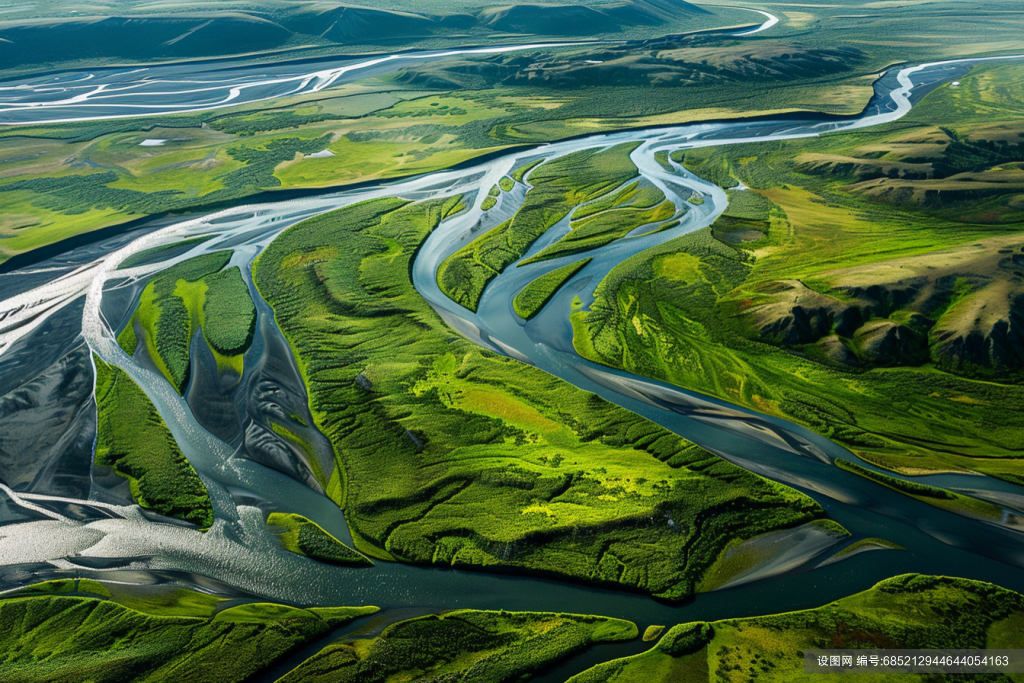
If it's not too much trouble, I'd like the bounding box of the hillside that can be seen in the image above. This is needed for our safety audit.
[0,0,711,74]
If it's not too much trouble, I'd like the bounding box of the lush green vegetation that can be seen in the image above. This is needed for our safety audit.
[0,585,376,683]
[253,195,825,600]
[513,257,592,320]
[202,266,258,356]
[268,512,373,567]
[280,609,637,683]
[93,356,214,528]
[118,251,256,391]
[568,574,1024,683]
[572,62,1024,484]
[438,143,640,311]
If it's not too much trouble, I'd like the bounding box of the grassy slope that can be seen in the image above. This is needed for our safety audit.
[438,142,639,311]
[572,62,1024,483]
[0,583,376,683]
[93,356,214,528]
[280,610,637,683]
[568,574,1024,683]
[119,251,256,392]
[513,257,592,319]
[252,195,825,601]
[267,512,373,568]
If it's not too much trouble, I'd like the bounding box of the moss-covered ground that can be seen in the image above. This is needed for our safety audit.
[513,257,592,320]
[268,512,373,567]
[253,194,825,601]
[117,250,256,393]
[4,2,1023,265]
[94,356,214,528]
[568,574,1024,683]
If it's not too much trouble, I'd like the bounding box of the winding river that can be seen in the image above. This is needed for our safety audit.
[2,44,1024,682]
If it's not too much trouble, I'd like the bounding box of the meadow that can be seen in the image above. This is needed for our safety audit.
[253,194,827,600]
[93,356,213,528]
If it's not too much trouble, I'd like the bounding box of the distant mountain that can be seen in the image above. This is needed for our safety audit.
[0,1,711,74]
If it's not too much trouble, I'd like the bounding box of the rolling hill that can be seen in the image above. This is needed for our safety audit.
[0,0,712,74]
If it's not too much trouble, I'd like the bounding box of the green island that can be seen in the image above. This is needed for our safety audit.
[94,356,214,528]
[568,574,1024,683]
[571,61,1024,484]
[253,194,826,601]
[267,512,373,567]
[117,250,257,391]
[513,257,592,320]
[280,610,637,683]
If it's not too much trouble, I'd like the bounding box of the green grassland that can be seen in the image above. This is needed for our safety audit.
[267,512,373,568]
[280,610,637,683]
[253,194,827,601]
[572,61,1024,483]
[118,251,256,392]
[93,356,214,528]
[514,257,593,320]
[568,574,1024,683]
[0,583,377,683]
[438,143,639,311]
[9,0,1024,265]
